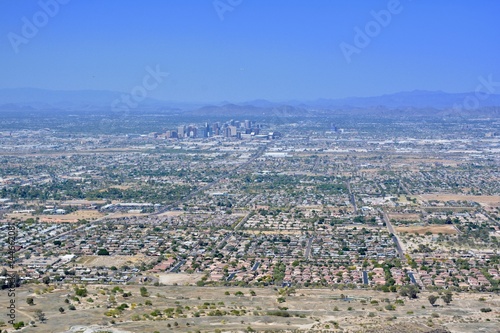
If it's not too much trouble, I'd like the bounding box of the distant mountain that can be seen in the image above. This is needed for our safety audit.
[239,99,280,108]
[0,88,499,113]
[300,90,500,109]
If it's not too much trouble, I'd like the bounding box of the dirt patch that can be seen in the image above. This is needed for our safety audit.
[420,194,500,207]
[102,212,149,219]
[43,210,105,222]
[76,255,154,267]
[395,225,458,235]
[6,210,106,223]
[389,213,421,221]
[158,273,204,285]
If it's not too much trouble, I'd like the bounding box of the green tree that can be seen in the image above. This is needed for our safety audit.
[442,292,452,305]
[97,248,109,255]
[75,287,88,297]
[399,285,419,299]
[140,287,149,297]
[428,295,438,306]
[13,322,25,329]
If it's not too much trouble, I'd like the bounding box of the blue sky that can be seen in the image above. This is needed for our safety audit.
[1,0,499,102]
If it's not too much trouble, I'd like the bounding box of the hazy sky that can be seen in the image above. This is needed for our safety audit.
[1,0,499,102]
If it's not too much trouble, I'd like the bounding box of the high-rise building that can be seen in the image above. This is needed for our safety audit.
[212,122,220,135]
[187,125,197,138]
[205,122,211,137]
[177,125,185,138]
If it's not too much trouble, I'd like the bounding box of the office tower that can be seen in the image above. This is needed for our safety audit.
[177,125,185,138]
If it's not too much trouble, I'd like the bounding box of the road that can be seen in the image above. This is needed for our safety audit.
[210,211,253,257]
[251,261,260,271]
[346,180,357,214]
[482,210,500,227]
[311,156,320,172]
[304,237,314,260]
[362,271,369,285]
[408,272,417,285]
[234,212,252,231]
[398,180,412,196]
[380,210,405,260]
[169,259,186,273]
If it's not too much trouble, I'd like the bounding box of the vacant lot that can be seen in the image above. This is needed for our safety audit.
[395,225,458,235]
[42,210,106,223]
[75,255,154,268]
[158,273,204,285]
[6,210,105,223]
[388,213,421,221]
[420,194,500,207]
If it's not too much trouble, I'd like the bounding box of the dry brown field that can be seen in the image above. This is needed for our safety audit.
[42,210,106,223]
[395,225,458,235]
[420,194,500,207]
[5,210,105,223]
[75,255,155,268]
[158,273,204,285]
[388,213,421,221]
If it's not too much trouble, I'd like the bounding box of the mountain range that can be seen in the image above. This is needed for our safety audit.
[0,88,499,115]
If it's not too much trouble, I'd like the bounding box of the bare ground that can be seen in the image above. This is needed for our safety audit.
[2,285,498,333]
[395,225,458,235]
